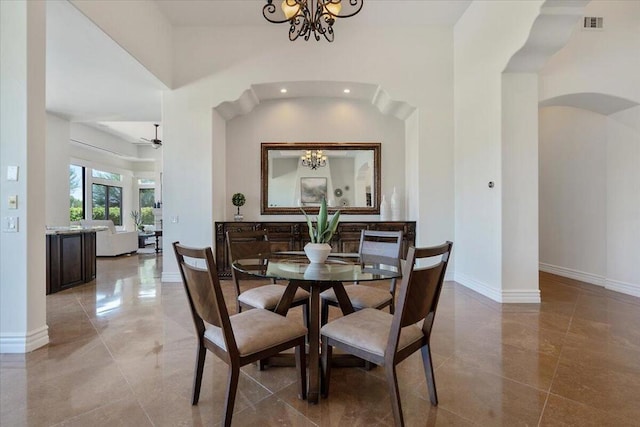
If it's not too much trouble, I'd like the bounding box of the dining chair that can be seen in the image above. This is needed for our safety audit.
[320,241,453,427]
[320,229,403,325]
[226,229,310,318]
[173,242,307,427]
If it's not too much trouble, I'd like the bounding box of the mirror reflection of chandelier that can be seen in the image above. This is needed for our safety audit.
[262,0,364,42]
[301,150,327,170]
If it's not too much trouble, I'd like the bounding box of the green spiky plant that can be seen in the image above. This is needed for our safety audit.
[301,198,340,244]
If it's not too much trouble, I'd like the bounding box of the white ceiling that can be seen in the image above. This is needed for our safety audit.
[51,0,632,146]
[155,0,473,27]
[45,0,472,144]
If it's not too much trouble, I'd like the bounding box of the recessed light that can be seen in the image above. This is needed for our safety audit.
[280,88,287,94]
[343,89,351,94]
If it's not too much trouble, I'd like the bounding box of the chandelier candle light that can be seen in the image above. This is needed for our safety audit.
[263,0,364,42]
[301,149,327,170]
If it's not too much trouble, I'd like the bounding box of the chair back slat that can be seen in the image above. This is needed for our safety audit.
[399,263,445,327]
[359,230,403,259]
[388,242,453,352]
[173,242,236,350]
[180,263,223,327]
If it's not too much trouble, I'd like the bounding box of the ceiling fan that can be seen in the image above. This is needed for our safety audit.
[137,123,162,149]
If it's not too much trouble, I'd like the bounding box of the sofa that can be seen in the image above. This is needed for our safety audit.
[80,219,138,256]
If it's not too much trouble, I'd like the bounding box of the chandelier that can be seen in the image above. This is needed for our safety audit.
[301,150,327,169]
[263,0,364,42]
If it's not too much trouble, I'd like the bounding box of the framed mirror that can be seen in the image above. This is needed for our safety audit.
[261,142,381,215]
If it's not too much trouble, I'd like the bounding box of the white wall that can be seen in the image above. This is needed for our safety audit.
[46,113,71,226]
[607,108,640,293]
[501,73,540,302]
[0,0,48,353]
[454,0,543,301]
[540,0,640,104]
[539,107,607,278]
[156,24,455,281]
[225,97,405,221]
[539,105,639,296]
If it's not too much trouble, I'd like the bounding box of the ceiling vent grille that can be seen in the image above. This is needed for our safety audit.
[583,17,603,30]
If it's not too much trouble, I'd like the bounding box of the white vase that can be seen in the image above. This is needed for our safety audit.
[304,242,332,264]
[380,194,390,221]
[390,187,401,221]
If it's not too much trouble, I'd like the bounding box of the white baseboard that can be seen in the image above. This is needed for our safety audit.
[455,273,540,303]
[161,271,182,283]
[455,273,502,302]
[606,279,640,298]
[500,290,541,303]
[0,325,49,354]
[539,263,606,286]
[539,263,640,298]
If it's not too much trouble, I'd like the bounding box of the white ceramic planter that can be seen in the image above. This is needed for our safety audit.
[304,242,332,264]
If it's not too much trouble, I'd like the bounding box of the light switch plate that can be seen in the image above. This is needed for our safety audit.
[8,195,17,209]
[7,166,18,181]
[3,216,18,232]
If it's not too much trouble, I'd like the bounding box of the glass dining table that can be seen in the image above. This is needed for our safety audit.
[232,252,402,403]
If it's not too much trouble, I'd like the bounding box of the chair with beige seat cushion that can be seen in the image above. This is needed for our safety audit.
[321,242,453,427]
[226,230,309,317]
[173,242,307,427]
[321,230,403,324]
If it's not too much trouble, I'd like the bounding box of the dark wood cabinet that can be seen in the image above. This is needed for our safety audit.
[46,231,97,294]
[214,221,416,279]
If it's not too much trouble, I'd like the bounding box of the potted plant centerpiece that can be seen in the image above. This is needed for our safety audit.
[301,198,340,264]
[232,193,246,221]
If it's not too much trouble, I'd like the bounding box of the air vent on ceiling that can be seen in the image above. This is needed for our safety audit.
[583,17,603,30]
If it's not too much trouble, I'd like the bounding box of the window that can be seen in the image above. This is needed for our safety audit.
[92,169,121,181]
[138,178,154,185]
[69,164,85,221]
[139,188,155,225]
[92,184,123,225]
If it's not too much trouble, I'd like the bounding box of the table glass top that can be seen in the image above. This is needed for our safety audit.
[232,253,402,283]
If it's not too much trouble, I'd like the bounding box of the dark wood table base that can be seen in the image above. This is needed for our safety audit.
[274,280,355,404]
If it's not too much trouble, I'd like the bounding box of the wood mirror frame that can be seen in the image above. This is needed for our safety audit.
[261,142,381,215]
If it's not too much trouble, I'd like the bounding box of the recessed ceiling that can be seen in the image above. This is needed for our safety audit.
[45,0,471,144]
[215,81,416,121]
[539,92,639,115]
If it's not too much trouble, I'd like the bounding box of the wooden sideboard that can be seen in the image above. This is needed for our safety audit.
[214,221,416,279]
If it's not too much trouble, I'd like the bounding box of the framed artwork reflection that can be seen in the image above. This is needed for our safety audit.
[300,177,327,205]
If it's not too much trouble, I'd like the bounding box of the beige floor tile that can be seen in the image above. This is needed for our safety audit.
[539,394,638,427]
[2,252,639,426]
[53,398,152,427]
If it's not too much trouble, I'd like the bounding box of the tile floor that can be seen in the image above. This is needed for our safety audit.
[1,252,640,426]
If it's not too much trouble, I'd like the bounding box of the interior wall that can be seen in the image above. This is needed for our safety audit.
[539,106,607,278]
[606,107,640,293]
[539,105,639,296]
[0,0,48,353]
[225,97,405,221]
[46,113,71,226]
[539,0,640,104]
[454,0,543,300]
[158,24,455,281]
